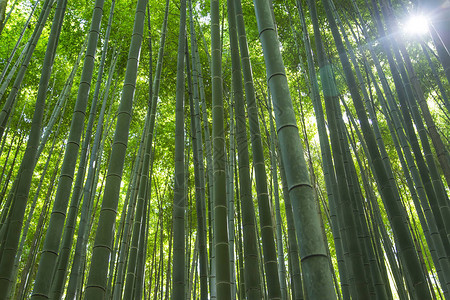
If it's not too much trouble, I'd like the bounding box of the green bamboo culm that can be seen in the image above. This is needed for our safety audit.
[421,0,450,84]
[36,36,87,159]
[278,150,304,300]
[233,0,282,297]
[6,37,84,297]
[83,0,149,296]
[420,41,450,113]
[50,2,115,299]
[0,0,8,33]
[226,88,237,299]
[0,0,67,296]
[188,1,208,298]
[172,0,187,297]
[264,95,288,300]
[122,4,169,299]
[66,54,117,300]
[188,40,209,300]
[251,0,337,298]
[112,126,146,300]
[9,101,66,299]
[211,0,231,296]
[112,0,169,296]
[349,5,450,294]
[228,0,262,298]
[29,0,105,297]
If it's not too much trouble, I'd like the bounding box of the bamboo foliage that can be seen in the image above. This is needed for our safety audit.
[0,0,54,139]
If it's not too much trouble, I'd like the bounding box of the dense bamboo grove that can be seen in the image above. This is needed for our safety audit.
[0,0,449,298]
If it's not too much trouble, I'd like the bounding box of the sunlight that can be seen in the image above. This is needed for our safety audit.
[403,14,429,36]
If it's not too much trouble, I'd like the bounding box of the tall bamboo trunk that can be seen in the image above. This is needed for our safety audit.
[252,0,337,298]
[211,0,231,297]
[30,0,105,297]
[172,0,187,296]
[83,0,148,296]
[229,0,262,298]
[188,2,209,298]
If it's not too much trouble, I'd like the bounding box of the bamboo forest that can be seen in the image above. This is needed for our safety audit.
[1,0,450,298]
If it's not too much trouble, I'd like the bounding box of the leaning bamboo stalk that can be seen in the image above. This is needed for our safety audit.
[354,1,450,286]
[10,103,65,298]
[252,0,337,297]
[112,145,144,300]
[29,0,106,297]
[14,141,63,299]
[265,95,289,300]
[0,0,68,296]
[420,42,450,113]
[229,0,264,298]
[83,0,148,296]
[36,36,87,158]
[51,5,115,298]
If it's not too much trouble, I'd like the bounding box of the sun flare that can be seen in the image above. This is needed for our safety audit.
[403,14,430,36]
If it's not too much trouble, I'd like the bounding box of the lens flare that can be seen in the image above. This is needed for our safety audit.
[403,14,429,36]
